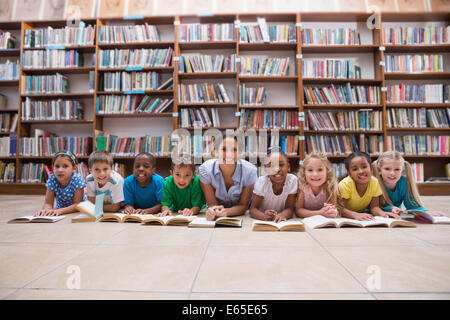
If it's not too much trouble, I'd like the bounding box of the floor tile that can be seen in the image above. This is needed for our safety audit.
[190,293,375,300]
[374,293,450,300]
[193,246,366,293]
[0,288,18,299]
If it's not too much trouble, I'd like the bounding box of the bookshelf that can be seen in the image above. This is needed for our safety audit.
[0,11,448,195]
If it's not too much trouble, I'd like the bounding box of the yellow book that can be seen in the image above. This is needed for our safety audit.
[141,214,196,226]
[188,216,243,228]
[73,200,97,222]
[252,220,305,232]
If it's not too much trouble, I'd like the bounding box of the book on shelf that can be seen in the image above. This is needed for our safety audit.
[303,83,381,105]
[239,84,268,106]
[178,23,235,42]
[178,83,231,103]
[99,23,160,43]
[98,134,172,156]
[385,54,443,73]
[22,73,69,94]
[1,112,18,132]
[410,163,424,183]
[387,108,450,128]
[0,30,17,49]
[0,134,17,157]
[306,110,382,131]
[302,215,416,229]
[99,48,173,68]
[7,215,65,224]
[22,50,84,69]
[252,220,305,231]
[424,177,450,183]
[239,109,299,130]
[20,133,93,157]
[102,71,161,91]
[301,28,361,45]
[239,20,296,43]
[157,77,173,90]
[386,84,448,104]
[180,107,221,128]
[306,134,383,155]
[141,214,196,226]
[0,60,19,80]
[22,98,84,121]
[188,216,243,228]
[382,25,450,45]
[387,135,449,156]
[239,56,290,76]
[23,23,95,47]
[0,161,15,183]
[302,59,361,79]
[179,54,236,73]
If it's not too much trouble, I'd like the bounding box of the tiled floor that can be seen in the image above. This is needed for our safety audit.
[1,195,449,300]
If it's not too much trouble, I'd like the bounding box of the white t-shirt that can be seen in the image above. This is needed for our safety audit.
[253,173,298,213]
[86,170,125,205]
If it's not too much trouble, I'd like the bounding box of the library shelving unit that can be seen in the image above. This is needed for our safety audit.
[0,11,448,195]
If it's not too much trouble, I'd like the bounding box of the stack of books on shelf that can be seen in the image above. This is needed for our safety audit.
[178,23,235,42]
[0,30,17,49]
[21,98,84,121]
[0,60,19,80]
[101,71,161,91]
[386,84,449,103]
[387,136,449,155]
[24,22,95,47]
[20,130,92,157]
[0,161,15,183]
[306,134,383,155]
[179,54,236,73]
[301,28,361,45]
[178,83,231,103]
[0,112,18,132]
[21,73,69,94]
[19,163,48,183]
[179,108,220,128]
[387,108,450,128]
[239,19,296,43]
[303,84,381,105]
[22,50,84,69]
[302,59,361,79]
[239,57,290,76]
[98,24,160,43]
[410,163,424,183]
[239,109,299,130]
[305,110,382,131]
[239,84,267,106]
[96,135,172,156]
[99,48,173,68]
[0,134,17,156]
[385,54,444,73]
[382,25,450,45]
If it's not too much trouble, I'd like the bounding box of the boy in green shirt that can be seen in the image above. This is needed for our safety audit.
[157,156,206,216]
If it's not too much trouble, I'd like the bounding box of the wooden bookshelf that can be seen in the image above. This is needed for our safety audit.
[0,12,448,195]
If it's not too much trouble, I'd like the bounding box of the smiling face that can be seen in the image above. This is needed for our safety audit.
[133,154,154,187]
[171,164,194,189]
[218,137,238,165]
[348,156,372,185]
[91,161,112,188]
[380,159,403,189]
[304,158,327,188]
[264,152,289,185]
[53,156,76,186]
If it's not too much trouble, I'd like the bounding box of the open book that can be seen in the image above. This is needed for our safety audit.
[252,220,305,231]
[141,214,196,226]
[99,213,148,223]
[188,217,243,228]
[407,210,450,224]
[73,195,105,222]
[302,215,416,229]
[7,216,65,224]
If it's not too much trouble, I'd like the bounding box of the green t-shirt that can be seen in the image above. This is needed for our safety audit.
[161,174,206,212]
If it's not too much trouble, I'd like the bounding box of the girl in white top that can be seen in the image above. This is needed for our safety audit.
[250,150,298,223]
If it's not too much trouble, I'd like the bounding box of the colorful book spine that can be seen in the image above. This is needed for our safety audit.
[102,71,161,91]
[387,135,450,155]
[302,59,360,79]
[0,161,15,183]
[23,24,95,47]
[385,54,443,72]
[306,134,383,155]
[99,24,160,43]
[22,73,69,94]
[178,23,235,42]
[100,135,172,156]
[382,25,450,45]
[386,84,447,103]
[303,84,380,104]
[0,60,19,80]
[22,50,84,69]
[21,98,84,121]
[99,48,173,68]
[306,110,382,131]
[20,136,93,156]
[178,83,231,103]
[179,54,235,73]
[239,57,290,76]
[239,109,299,130]
[239,84,268,106]
[301,28,362,45]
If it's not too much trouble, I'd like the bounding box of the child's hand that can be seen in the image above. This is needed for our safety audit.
[135,208,153,215]
[383,212,401,219]
[122,206,136,215]
[321,204,338,218]
[273,214,286,223]
[263,209,277,221]
[34,209,54,216]
[178,208,194,216]
[355,213,375,221]
[210,205,225,217]
[157,209,172,217]
[206,208,217,221]
[391,206,403,215]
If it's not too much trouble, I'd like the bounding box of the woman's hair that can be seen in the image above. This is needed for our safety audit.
[297,152,338,205]
[53,151,77,167]
[372,150,423,208]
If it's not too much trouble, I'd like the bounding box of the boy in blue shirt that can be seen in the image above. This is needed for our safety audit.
[122,152,164,215]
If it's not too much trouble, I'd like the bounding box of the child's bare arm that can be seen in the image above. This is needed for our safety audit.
[371,196,400,219]
[339,197,374,221]
[35,189,55,216]
[140,203,162,215]
[250,195,269,220]
[222,184,254,217]
[103,202,122,213]
[277,193,297,221]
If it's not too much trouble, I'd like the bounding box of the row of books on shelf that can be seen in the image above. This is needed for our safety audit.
[21,73,69,94]
[178,83,232,104]
[386,84,449,104]
[0,161,15,183]
[178,23,235,42]
[23,23,95,48]
[98,24,160,43]
[244,135,299,157]
[302,59,361,79]
[0,30,16,49]
[0,134,17,156]
[20,132,92,157]
[18,161,89,183]
[239,84,267,106]
[0,60,19,80]
[98,48,173,68]
[239,109,299,130]
[303,84,381,105]
[306,134,383,155]
[178,54,236,73]
[382,25,450,45]
[179,108,221,128]
[305,110,382,131]
[239,56,290,76]
[96,135,172,156]
[387,135,449,155]
[301,28,361,46]
[101,71,162,91]
[239,19,296,43]
[0,113,18,132]
[384,54,444,73]
[387,108,450,129]
[22,50,85,69]
[96,94,173,114]
[21,98,84,121]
